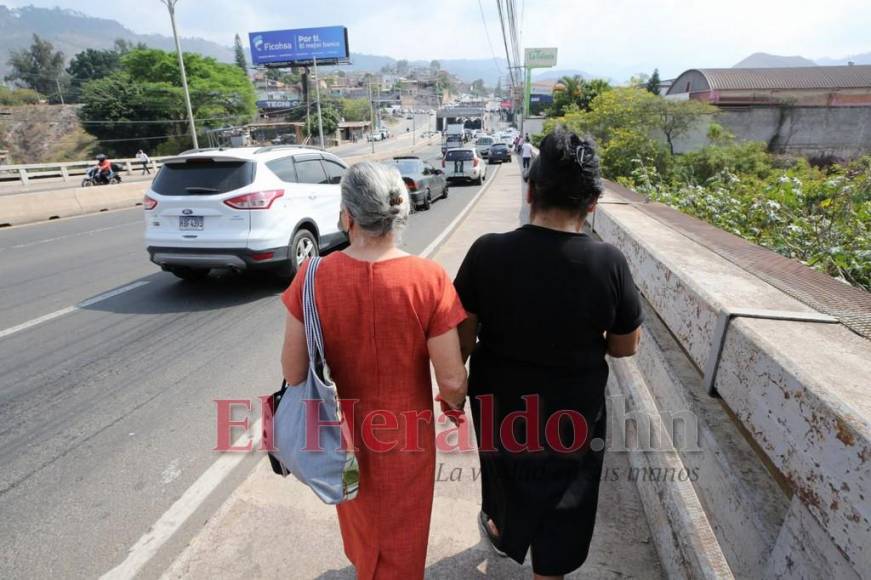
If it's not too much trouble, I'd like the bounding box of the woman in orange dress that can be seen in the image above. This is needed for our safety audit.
[280,161,468,579]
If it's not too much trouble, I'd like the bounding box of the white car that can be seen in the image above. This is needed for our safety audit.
[144,145,348,281]
[442,147,487,184]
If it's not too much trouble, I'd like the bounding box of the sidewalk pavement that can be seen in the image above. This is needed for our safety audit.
[161,157,663,579]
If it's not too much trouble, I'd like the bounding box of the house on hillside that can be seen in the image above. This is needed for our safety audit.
[666,65,871,158]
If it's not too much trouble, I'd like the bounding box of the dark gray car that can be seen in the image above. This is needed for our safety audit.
[393,156,449,211]
[488,143,512,164]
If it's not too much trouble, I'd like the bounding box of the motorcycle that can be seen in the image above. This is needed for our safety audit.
[81,165,122,187]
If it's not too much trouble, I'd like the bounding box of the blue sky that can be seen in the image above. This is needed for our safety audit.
[6,0,871,80]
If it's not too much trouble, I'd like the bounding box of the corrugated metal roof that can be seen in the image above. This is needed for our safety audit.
[684,65,871,91]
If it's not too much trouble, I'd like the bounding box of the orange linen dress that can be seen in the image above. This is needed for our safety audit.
[282,252,466,580]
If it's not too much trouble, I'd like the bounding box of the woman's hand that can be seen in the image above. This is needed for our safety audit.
[435,393,466,426]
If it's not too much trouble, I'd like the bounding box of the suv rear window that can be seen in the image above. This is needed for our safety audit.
[152,159,254,195]
[446,150,474,161]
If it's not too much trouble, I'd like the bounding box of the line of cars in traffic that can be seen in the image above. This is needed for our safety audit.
[142,127,517,282]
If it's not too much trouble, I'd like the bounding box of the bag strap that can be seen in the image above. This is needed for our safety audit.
[302,256,326,364]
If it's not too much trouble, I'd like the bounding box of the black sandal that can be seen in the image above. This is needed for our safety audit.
[478,510,508,557]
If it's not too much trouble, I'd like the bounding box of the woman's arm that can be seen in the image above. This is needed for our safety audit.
[606,328,641,358]
[280,313,309,384]
[457,313,479,363]
[427,328,468,408]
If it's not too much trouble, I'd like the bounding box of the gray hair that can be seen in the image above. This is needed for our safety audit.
[340,161,409,237]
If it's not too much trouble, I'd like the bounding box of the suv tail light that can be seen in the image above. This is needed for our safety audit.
[441,159,445,168]
[403,177,418,192]
[224,189,284,210]
[473,158,480,167]
[144,195,158,210]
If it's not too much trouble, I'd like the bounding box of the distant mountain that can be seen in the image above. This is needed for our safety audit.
[532,69,593,81]
[0,5,234,75]
[0,5,508,86]
[733,52,817,68]
[817,52,871,66]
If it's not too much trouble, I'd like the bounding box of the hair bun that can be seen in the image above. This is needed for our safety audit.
[388,189,404,207]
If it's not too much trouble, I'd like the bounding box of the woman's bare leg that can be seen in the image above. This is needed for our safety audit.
[533,574,563,580]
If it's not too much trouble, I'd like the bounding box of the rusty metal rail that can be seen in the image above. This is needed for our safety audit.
[604,180,871,340]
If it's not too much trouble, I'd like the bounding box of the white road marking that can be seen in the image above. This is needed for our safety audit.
[100,154,495,578]
[0,281,150,340]
[1,221,141,251]
[100,419,262,580]
[160,459,182,485]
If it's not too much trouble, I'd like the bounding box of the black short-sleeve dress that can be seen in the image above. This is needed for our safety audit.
[454,224,643,576]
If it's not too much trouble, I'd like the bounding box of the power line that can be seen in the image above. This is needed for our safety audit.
[477,0,504,79]
[496,0,516,89]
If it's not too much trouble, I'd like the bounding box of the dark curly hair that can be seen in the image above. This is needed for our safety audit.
[528,125,603,216]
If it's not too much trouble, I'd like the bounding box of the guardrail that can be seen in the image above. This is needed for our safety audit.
[0,133,441,227]
[0,156,174,186]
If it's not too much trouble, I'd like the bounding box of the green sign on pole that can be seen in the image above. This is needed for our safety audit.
[523,47,558,133]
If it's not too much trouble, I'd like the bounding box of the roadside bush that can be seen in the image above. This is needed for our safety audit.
[0,86,41,105]
[631,156,871,290]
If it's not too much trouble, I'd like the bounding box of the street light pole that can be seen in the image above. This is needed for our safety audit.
[368,82,375,154]
[161,0,198,149]
[312,56,325,148]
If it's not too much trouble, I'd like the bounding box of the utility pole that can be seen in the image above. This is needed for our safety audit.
[161,0,198,149]
[312,56,325,148]
[368,82,375,154]
[55,78,64,105]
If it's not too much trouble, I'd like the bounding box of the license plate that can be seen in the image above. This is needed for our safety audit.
[179,216,204,230]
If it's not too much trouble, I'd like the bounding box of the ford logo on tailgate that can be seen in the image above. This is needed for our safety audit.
[182,209,193,215]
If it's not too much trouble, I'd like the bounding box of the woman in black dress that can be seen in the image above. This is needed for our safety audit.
[454,126,644,579]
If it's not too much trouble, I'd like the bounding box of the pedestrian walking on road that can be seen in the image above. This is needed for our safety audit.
[136,149,151,175]
[454,126,644,580]
[280,161,468,580]
[521,139,534,171]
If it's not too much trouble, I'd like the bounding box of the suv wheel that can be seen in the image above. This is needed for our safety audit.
[442,185,449,199]
[422,189,432,210]
[169,267,210,282]
[286,229,318,277]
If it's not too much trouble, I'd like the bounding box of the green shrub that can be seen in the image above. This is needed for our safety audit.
[0,86,41,105]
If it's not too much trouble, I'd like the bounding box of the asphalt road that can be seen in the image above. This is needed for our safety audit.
[0,139,504,579]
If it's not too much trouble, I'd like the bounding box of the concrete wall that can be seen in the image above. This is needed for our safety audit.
[674,106,871,159]
[590,191,871,579]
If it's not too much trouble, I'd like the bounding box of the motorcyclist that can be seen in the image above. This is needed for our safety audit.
[95,154,113,184]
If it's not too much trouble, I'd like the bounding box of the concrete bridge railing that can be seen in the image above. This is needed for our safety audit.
[583,185,870,579]
[0,156,172,186]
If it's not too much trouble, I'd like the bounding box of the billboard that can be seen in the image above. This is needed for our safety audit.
[249,26,349,66]
[524,47,558,68]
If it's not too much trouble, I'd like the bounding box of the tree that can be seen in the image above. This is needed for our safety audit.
[471,79,486,96]
[495,78,502,98]
[650,98,715,154]
[79,48,256,155]
[395,60,410,76]
[646,68,662,95]
[627,72,650,88]
[114,38,147,55]
[340,98,371,122]
[234,33,248,72]
[549,75,611,117]
[429,60,441,74]
[67,49,121,84]
[6,34,65,98]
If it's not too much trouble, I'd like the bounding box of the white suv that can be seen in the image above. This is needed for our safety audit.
[144,145,348,281]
